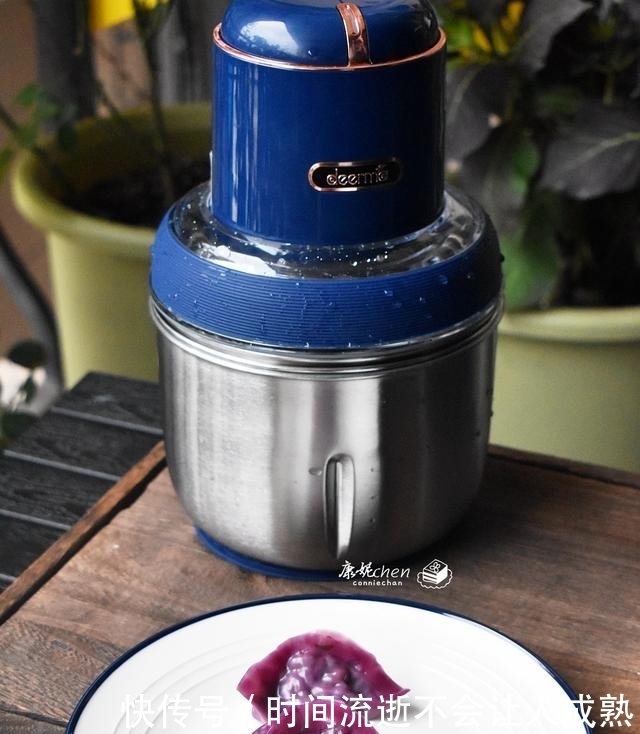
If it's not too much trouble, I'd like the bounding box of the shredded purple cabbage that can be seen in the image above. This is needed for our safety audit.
[238,631,409,734]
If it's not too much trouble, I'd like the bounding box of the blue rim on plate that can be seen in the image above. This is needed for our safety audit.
[65,594,594,733]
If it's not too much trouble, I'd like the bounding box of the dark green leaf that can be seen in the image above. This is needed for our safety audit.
[539,102,640,198]
[618,0,640,23]
[56,121,78,152]
[456,126,540,235]
[34,99,63,124]
[16,84,61,118]
[15,121,39,149]
[445,63,511,159]
[512,0,591,76]
[15,83,40,107]
[7,340,47,369]
[534,85,585,121]
[466,0,510,30]
[501,193,563,309]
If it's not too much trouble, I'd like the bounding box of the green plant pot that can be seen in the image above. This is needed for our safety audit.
[11,103,210,386]
[491,306,640,472]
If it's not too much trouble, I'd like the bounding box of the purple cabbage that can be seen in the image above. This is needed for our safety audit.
[238,630,409,734]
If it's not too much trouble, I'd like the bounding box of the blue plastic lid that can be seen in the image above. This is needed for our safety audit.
[219,0,440,66]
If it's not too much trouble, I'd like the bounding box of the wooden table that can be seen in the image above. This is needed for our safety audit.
[0,373,163,592]
[0,378,638,733]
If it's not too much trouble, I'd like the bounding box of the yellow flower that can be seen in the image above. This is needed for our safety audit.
[499,0,525,45]
[471,25,493,54]
[470,0,525,59]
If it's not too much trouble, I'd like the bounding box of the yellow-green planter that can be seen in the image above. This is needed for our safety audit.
[11,103,210,387]
[491,306,640,473]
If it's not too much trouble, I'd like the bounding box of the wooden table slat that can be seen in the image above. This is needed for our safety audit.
[0,372,163,611]
[0,441,166,625]
[51,372,163,435]
[0,458,114,527]
[0,516,65,584]
[4,412,161,481]
[0,710,65,734]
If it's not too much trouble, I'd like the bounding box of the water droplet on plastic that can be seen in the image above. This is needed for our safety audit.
[438,274,449,286]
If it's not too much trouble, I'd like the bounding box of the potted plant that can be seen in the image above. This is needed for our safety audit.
[430,0,640,471]
[0,0,212,386]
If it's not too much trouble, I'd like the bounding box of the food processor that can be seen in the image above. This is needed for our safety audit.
[150,0,503,574]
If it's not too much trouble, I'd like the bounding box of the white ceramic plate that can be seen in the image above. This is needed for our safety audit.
[67,595,590,733]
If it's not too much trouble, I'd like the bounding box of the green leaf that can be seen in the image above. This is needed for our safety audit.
[456,126,540,235]
[534,85,585,121]
[439,13,477,53]
[7,340,47,369]
[539,102,640,198]
[15,83,40,107]
[501,194,563,309]
[512,0,591,76]
[445,63,511,159]
[14,120,39,149]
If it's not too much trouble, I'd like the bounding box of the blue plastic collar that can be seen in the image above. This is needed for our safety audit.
[150,209,502,349]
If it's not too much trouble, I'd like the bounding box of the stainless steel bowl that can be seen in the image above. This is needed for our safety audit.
[151,298,501,571]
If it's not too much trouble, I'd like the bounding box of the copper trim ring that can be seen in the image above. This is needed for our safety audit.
[213,23,446,71]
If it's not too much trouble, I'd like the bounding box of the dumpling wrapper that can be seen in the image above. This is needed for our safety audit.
[238,630,409,734]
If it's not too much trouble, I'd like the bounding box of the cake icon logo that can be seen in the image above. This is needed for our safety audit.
[417,559,452,589]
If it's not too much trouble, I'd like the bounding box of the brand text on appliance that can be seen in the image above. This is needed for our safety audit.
[309,158,402,191]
